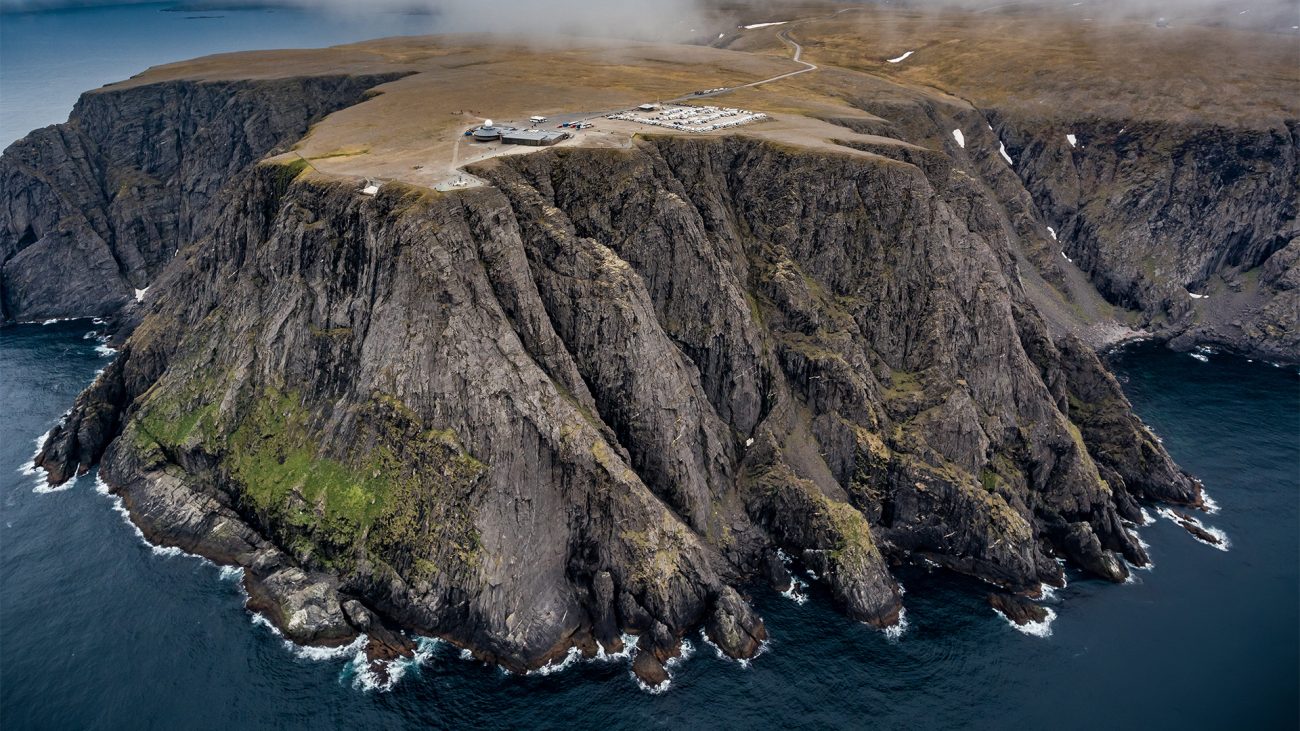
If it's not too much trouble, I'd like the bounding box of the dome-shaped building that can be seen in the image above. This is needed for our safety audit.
[472,120,502,142]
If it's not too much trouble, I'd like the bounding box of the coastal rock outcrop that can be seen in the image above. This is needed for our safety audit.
[32,130,1205,672]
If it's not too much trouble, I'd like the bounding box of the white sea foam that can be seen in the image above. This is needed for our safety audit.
[1200,488,1221,515]
[698,628,766,668]
[22,429,79,493]
[634,672,671,694]
[773,548,809,604]
[94,475,184,558]
[595,633,639,662]
[882,607,909,642]
[781,575,809,605]
[95,343,116,357]
[1038,582,1060,601]
[887,50,915,63]
[251,611,282,635]
[218,565,244,582]
[1156,507,1230,552]
[31,475,77,494]
[995,606,1056,638]
[346,636,440,692]
[999,140,1013,164]
[665,639,695,669]
[529,646,583,676]
[1140,507,1157,526]
[294,634,367,662]
[951,129,965,148]
[19,429,52,476]
[1189,352,1209,363]
[1122,530,1155,572]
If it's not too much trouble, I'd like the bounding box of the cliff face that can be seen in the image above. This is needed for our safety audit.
[996,116,1299,359]
[35,134,1202,682]
[831,90,1299,361]
[0,74,406,321]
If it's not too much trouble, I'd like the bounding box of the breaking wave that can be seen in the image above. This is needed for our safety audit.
[882,607,909,642]
[20,429,77,493]
[698,627,767,669]
[1156,507,1230,552]
[94,475,185,558]
[344,637,440,692]
[994,606,1056,638]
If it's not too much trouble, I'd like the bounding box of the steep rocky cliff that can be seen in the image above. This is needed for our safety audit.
[34,133,1204,684]
[0,73,406,321]
[995,116,1299,360]
[829,89,1298,362]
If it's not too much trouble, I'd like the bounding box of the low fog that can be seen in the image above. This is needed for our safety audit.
[2,0,1295,39]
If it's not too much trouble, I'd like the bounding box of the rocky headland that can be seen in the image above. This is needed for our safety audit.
[4,8,1294,688]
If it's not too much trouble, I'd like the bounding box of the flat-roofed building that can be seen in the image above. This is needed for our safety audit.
[501,129,569,146]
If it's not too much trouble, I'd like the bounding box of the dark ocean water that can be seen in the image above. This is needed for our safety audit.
[2,323,1297,730]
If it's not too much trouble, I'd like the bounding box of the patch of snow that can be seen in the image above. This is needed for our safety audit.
[1188,292,1208,299]
[1047,226,1058,240]
[718,32,725,38]
[134,287,149,302]
[742,21,787,29]
[1061,251,1073,263]
[886,50,914,63]
[999,140,1013,164]
[951,129,965,148]
[1066,133,1078,147]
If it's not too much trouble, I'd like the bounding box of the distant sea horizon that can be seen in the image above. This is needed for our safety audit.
[0,1,436,147]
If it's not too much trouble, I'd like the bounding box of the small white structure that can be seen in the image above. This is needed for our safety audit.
[360,179,380,196]
[529,115,548,124]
